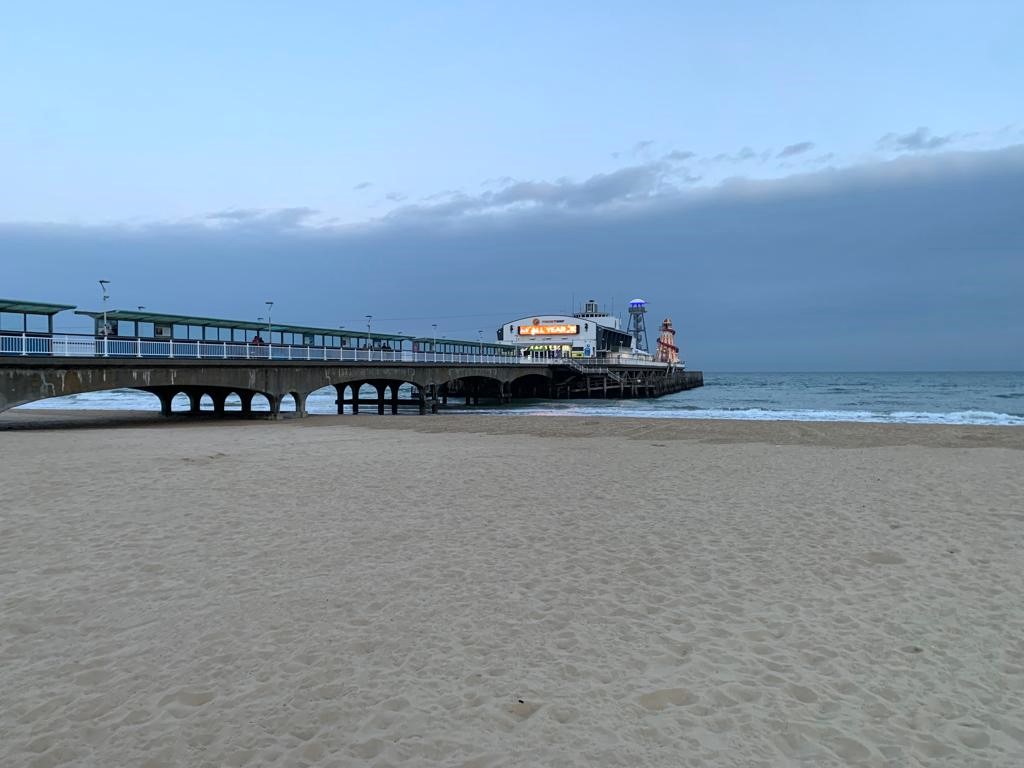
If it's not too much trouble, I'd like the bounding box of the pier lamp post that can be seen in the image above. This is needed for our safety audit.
[98,280,110,336]
[432,323,437,362]
[265,301,273,346]
[477,329,483,362]
[365,315,372,360]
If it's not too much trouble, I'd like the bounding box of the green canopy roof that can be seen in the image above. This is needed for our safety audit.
[73,308,516,348]
[76,308,420,342]
[0,298,76,315]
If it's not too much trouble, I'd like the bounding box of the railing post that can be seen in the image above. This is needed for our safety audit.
[21,332,27,356]
[103,335,108,358]
[137,337,142,358]
[169,340,174,359]
[222,341,227,359]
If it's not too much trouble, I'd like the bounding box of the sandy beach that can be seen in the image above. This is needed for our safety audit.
[1,411,1022,767]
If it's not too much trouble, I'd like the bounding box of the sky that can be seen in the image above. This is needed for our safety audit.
[2,1,1022,370]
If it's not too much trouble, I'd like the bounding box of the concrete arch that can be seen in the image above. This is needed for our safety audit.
[510,372,553,399]
[327,376,430,415]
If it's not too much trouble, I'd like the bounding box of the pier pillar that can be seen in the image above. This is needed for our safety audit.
[212,391,227,414]
[334,384,344,414]
[390,385,399,415]
[268,395,281,420]
[239,391,254,414]
[293,391,307,417]
[418,386,427,415]
[158,391,174,417]
[375,384,386,415]
[188,390,202,414]
[351,384,360,415]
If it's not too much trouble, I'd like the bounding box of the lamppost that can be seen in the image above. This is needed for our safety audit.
[265,301,273,346]
[365,314,372,359]
[478,329,483,362]
[432,323,437,362]
[98,280,110,337]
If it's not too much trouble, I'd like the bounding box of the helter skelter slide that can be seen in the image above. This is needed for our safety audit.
[653,317,680,365]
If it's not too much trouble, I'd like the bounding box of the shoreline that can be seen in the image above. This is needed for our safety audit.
[2,408,1022,449]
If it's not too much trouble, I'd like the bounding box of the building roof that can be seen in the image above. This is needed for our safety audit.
[75,308,411,340]
[0,298,76,315]
[74,308,515,347]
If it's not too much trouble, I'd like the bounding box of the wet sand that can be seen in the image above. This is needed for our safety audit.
[2,411,1023,766]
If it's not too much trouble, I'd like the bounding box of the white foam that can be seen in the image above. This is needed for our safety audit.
[16,391,1024,426]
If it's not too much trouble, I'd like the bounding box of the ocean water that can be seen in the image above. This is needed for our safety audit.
[17,372,1024,426]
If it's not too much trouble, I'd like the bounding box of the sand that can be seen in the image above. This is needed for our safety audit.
[1,411,1022,767]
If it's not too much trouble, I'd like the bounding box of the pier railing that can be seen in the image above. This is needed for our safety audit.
[0,332,670,368]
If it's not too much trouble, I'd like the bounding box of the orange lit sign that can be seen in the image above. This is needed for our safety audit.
[518,324,579,336]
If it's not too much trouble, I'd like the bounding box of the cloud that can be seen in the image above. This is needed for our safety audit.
[3,145,1023,371]
[777,141,815,158]
[385,162,676,222]
[633,139,655,155]
[353,181,372,191]
[712,146,759,164]
[204,207,319,229]
[877,127,953,152]
[384,192,407,202]
[664,150,696,162]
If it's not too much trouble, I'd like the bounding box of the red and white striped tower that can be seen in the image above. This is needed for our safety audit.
[654,317,680,364]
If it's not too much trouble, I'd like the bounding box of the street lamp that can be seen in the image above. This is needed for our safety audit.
[432,323,437,362]
[365,314,372,358]
[98,280,110,337]
[265,301,273,344]
[478,329,483,361]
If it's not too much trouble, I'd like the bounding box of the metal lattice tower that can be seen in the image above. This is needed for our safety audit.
[627,298,649,353]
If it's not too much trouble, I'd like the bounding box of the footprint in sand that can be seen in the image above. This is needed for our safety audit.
[638,688,696,711]
[508,699,542,720]
[863,551,906,565]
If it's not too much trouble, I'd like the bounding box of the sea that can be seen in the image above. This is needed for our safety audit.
[17,372,1024,426]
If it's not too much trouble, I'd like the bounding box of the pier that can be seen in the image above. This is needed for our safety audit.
[0,302,702,418]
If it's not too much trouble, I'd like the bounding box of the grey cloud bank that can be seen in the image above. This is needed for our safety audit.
[3,145,1022,371]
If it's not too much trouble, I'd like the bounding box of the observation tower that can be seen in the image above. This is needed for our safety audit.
[627,299,649,353]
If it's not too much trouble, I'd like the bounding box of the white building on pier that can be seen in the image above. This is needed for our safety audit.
[497,299,649,360]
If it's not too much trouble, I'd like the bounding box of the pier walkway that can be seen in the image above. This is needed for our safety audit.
[1,332,702,417]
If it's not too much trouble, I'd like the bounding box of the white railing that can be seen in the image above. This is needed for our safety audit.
[0,332,668,368]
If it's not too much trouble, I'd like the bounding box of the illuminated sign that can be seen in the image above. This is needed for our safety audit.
[518,324,579,336]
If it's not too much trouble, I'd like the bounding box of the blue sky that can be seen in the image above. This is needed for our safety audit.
[2,2,1022,368]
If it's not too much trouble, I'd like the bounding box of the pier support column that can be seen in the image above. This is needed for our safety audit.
[351,384,360,414]
[390,385,399,415]
[334,384,344,414]
[418,386,427,415]
[239,391,254,414]
[375,384,386,415]
[212,391,227,414]
[188,390,202,414]
[268,395,281,420]
[293,391,307,417]
[158,391,174,417]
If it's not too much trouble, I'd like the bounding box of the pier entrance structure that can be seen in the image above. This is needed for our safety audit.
[1,302,703,417]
